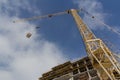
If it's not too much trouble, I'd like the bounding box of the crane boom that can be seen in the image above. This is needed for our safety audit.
[69,9,120,80]
[13,11,67,23]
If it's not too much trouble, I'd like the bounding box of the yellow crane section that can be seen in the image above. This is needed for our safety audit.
[69,9,120,80]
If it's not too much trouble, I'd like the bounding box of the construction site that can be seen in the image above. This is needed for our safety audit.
[15,9,120,80]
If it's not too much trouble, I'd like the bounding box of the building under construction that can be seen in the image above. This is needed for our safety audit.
[39,57,101,80]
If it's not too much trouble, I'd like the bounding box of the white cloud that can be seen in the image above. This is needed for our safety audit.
[0,0,40,16]
[0,70,13,80]
[73,0,106,29]
[0,1,67,80]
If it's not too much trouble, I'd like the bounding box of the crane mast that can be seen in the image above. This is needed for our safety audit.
[69,9,120,80]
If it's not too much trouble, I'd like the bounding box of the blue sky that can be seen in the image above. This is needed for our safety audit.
[28,0,120,58]
[0,0,120,80]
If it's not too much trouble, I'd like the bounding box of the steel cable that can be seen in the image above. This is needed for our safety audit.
[80,8,120,37]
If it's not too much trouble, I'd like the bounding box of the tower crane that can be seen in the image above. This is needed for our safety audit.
[14,9,120,80]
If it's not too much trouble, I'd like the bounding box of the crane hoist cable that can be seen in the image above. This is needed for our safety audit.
[80,8,120,37]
